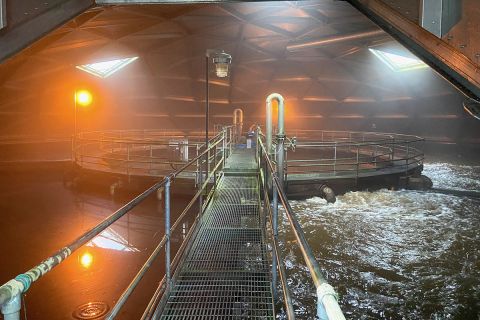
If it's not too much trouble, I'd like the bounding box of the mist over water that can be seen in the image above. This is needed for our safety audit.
[281,163,480,319]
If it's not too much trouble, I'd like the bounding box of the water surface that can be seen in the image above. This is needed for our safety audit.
[280,163,480,319]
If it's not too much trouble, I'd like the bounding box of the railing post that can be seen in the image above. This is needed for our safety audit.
[333,143,337,175]
[223,128,227,168]
[198,145,204,214]
[255,129,260,166]
[271,173,279,300]
[164,177,171,288]
[356,145,360,187]
[213,144,217,187]
[1,293,21,320]
[405,141,410,174]
[229,127,233,154]
[206,144,209,185]
[391,136,396,163]
[195,145,200,188]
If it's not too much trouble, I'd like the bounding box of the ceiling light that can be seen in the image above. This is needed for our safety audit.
[212,52,232,78]
[76,57,138,78]
[369,49,427,72]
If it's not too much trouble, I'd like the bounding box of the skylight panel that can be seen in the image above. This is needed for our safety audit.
[76,57,138,78]
[369,49,427,72]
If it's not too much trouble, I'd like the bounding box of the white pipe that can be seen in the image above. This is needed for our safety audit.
[1,294,21,320]
[233,108,243,142]
[266,93,285,153]
[317,283,346,320]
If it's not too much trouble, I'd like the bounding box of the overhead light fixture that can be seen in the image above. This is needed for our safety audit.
[369,48,427,72]
[76,57,139,78]
[211,52,232,78]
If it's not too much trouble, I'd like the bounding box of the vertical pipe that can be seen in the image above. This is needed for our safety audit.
[266,98,273,153]
[277,136,285,190]
[164,177,171,288]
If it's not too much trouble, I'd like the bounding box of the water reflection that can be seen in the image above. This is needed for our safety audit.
[0,166,193,320]
[87,228,140,252]
[281,163,480,319]
[80,252,94,269]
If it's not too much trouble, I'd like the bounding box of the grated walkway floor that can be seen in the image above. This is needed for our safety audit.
[159,149,274,319]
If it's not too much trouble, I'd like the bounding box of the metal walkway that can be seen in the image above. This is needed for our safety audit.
[159,148,275,319]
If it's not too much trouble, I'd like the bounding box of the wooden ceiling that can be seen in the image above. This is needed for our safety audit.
[0,1,471,139]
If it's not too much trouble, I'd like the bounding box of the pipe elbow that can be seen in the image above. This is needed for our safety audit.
[266,93,284,104]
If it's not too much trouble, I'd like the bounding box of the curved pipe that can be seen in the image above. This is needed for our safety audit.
[233,108,243,126]
[266,93,285,153]
[233,108,243,142]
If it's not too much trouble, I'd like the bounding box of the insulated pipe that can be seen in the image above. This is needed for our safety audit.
[266,93,285,153]
[1,293,20,320]
[233,108,243,142]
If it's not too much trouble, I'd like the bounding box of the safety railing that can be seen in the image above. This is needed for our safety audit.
[256,129,346,320]
[0,129,232,320]
[281,130,424,180]
[72,128,234,180]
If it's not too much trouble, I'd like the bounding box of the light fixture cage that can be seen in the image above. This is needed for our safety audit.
[212,52,232,78]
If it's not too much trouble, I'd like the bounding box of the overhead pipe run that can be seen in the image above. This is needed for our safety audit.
[286,29,385,51]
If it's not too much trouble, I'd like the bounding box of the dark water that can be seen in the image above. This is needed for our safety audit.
[0,165,194,319]
[1,162,479,319]
[282,163,480,319]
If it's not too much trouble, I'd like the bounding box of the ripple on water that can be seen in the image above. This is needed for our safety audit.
[279,164,480,319]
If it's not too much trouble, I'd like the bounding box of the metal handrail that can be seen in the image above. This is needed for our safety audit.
[284,132,424,179]
[257,131,345,320]
[73,130,231,179]
[106,152,225,319]
[0,131,229,320]
[259,160,295,319]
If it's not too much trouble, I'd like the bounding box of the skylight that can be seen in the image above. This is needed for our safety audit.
[369,49,427,72]
[76,57,138,78]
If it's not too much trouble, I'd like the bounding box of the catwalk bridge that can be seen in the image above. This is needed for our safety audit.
[0,127,345,320]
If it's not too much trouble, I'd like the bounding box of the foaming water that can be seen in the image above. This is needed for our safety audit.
[280,164,480,319]
[423,163,480,191]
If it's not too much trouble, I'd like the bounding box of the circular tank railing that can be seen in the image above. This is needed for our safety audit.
[73,130,222,178]
[280,130,425,180]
